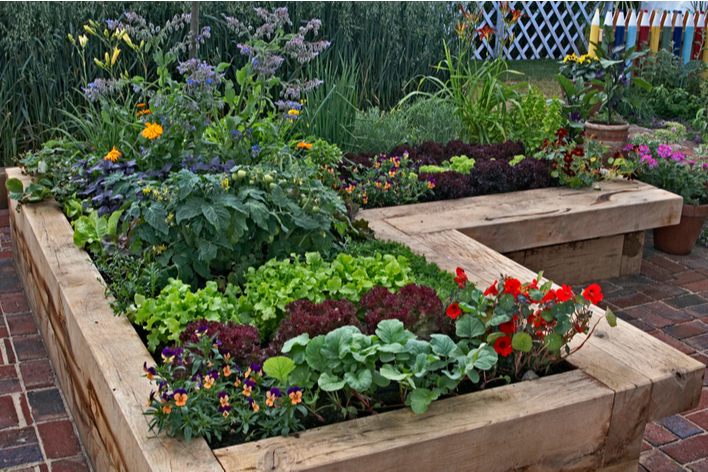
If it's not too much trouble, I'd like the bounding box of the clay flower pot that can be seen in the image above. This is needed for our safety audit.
[654,203,708,255]
[584,121,630,160]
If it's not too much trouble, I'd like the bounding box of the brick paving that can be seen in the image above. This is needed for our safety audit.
[3,201,708,471]
[0,209,91,471]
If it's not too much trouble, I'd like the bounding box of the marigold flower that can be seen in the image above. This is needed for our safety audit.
[555,284,574,303]
[142,122,163,139]
[173,389,188,407]
[484,280,499,297]
[297,142,313,149]
[454,267,468,289]
[494,336,513,357]
[446,303,462,319]
[288,386,303,405]
[582,283,603,305]
[162,404,172,414]
[104,146,122,162]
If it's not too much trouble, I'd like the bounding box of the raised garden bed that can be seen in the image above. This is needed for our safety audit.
[358,179,683,285]
[8,167,703,471]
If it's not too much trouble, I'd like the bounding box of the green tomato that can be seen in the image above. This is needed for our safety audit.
[237,169,247,180]
[269,183,276,190]
[312,206,320,212]
[263,174,274,184]
[268,235,274,243]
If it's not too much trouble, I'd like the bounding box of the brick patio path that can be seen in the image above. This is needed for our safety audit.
[0,209,91,471]
[2,203,708,471]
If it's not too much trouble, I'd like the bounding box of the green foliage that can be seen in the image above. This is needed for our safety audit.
[300,139,343,168]
[555,74,601,141]
[638,49,706,92]
[343,238,458,299]
[72,210,123,254]
[645,85,706,122]
[419,155,476,174]
[351,107,411,154]
[239,252,414,339]
[653,122,688,144]
[94,252,163,316]
[133,279,241,352]
[284,319,497,416]
[402,97,466,145]
[508,86,565,152]
[127,166,345,286]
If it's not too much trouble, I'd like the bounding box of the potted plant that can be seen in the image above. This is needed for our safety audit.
[625,142,708,254]
[558,53,603,116]
[584,26,650,157]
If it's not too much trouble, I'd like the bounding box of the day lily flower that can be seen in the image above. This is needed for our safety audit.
[475,25,495,42]
[142,122,163,139]
[509,9,525,24]
[104,146,122,162]
[173,389,188,407]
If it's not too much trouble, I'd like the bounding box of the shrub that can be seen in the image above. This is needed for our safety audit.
[266,299,361,357]
[132,278,241,352]
[238,252,414,339]
[351,107,411,154]
[402,97,466,145]
[180,320,262,368]
[653,121,688,143]
[360,284,450,338]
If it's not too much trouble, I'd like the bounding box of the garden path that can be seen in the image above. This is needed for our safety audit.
[1,203,708,471]
[0,209,91,471]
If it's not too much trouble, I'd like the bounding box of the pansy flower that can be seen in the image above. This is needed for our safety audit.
[266,388,282,407]
[446,303,462,319]
[454,267,468,289]
[223,365,232,377]
[247,397,260,412]
[173,389,188,407]
[242,379,256,397]
[143,362,156,380]
[249,364,263,376]
[145,390,156,407]
[161,348,177,363]
[288,386,303,405]
[218,391,230,407]
[162,404,172,414]
[196,325,209,336]
[218,404,231,418]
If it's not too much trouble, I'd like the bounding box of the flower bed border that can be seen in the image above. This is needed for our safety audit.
[7,168,703,471]
[357,179,684,285]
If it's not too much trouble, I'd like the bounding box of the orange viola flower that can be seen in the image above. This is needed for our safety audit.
[173,389,188,407]
[223,365,232,377]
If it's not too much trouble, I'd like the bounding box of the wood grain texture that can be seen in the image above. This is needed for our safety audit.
[215,370,613,472]
[357,179,682,253]
[620,231,645,276]
[7,168,222,472]
[504,234,625,285]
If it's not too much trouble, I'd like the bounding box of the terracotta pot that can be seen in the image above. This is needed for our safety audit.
[653,203,708,255]
[584,121,630,161]
[566,81,603,116]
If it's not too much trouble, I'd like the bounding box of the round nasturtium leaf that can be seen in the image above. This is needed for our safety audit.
[511,332,533,352]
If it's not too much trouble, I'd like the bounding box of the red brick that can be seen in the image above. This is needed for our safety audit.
[686,389,708,414]
[0,426,38,449]
[37,420,81,459]
[0,293,29,314]
[607,291,654,309]
[51,456,91,472]
[666,294,708,309]
[641,261,673,282]
[688,458,708,472]
[19,394,32,426]
[12,336,46,361]
[648,330,695,355]
[0,251,11,260]
[673,271,705,285]
[3,338,15,364]
[0,327,7,338]
[19,360,54,390]
[648,256,689,273]
[0,377,21,394]
[640,448,685,471]
[0,395,18,429]
[687,410,708,430]
[686,333,708,351]
[641,283,688,300]
[662,433,708,463]
[6,313,37,336]
[665,321,708,340]
[684,279,708,293]
[644,422,679,446]
[27,388,67,423]
[642,440,653,452]
[0,443,44,469]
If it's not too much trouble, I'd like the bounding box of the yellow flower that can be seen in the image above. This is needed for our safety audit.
[297,142,313,149]
[111,48,121,66]
[104,146,122,162]
[142,122,163,139]
[287,109,299,116]
[79,35,88,48]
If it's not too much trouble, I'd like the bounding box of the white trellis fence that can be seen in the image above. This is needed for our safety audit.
[472,1,595,60]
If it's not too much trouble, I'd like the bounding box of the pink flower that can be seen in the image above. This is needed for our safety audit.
[640,154,658,168]
[671,151,686,163]
[638,145,650,155]
[657,144,673,159]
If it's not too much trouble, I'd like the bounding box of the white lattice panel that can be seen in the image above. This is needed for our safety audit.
[472,1,594,60]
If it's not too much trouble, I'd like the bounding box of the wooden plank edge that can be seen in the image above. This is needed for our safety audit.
[214,370,614,472]
[7,168,222,472]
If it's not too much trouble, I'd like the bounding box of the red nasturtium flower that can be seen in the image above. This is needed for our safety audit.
[555,284,574,303]
[454,267,468,289]
[484,280,499,297]
[499,315,518,335]
[447,303,462,319]
[503,278,522,298]
[541,289,556,303]
[494,336,513,357]
[582,283,603,305]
